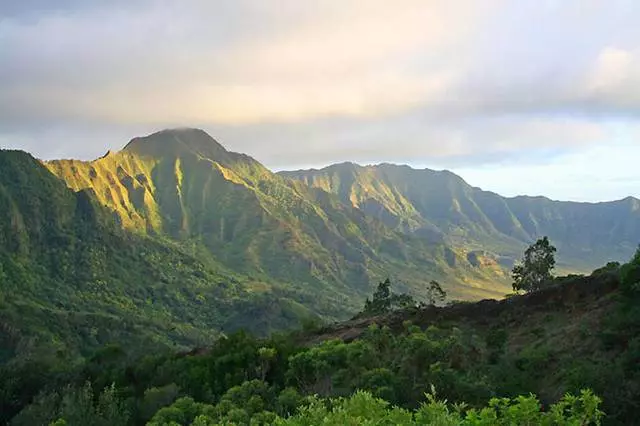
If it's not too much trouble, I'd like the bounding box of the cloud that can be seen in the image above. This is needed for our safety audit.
[212,114,608,170]
[584,47,640,110]
[3,1,638,127]
[452,129,640,202]
[0,0,639,201]
[0,0,485,125]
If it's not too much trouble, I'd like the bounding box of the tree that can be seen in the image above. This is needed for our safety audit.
[512,236,557,293]
[138,384,180,423]
[364,278,392,314]
[257,347,277,381]
[268,389,603,425]
[424,280,446,306]
[13,382,130,426]
[362,279,416,316]
[620,245,640,295]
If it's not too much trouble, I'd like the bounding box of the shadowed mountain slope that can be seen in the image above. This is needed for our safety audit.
[0,149,325,363]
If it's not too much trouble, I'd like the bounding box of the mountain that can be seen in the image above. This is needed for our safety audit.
[4,127,636,365]
[280,162,640,272]
[45,129,509,307]
[0,149,323,364]
[2,128,640,424]
[2,128,639,424]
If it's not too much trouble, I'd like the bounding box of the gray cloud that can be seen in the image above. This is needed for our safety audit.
[0,0,639,182]
[210,112,607,170]
[0,0,108,18]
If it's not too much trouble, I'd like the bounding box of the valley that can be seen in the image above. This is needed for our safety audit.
[0,128,638,425]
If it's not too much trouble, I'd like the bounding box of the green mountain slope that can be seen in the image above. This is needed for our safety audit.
[4,128,635,365]
[0,149,323,364]
[45,129,509,307]
[280,162,640,272]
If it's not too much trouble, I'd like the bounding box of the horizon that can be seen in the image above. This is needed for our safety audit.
[7,125,633,205]
[1,2,639,202]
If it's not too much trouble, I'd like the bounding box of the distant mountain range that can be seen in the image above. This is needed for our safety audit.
[281,162,640,272]
[1,127,637,363]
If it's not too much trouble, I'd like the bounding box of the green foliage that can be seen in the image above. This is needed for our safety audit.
[257,347,277,381]
[592,247,640,423]
[10,265,636,425]
[592,262,621,276]
[11,382,129,426]
[362,279,392,315]
[147,396,206,426]
[280,389,602,426]
[361,278,418,317]
[460,389,603,425]
[512,237,557,293]
[424,280,447,306]
[145,388,602,425]
[360,278,446,318]
[147,380,280,426]
[6,255,640,424]
[138,384,181,422]
[620,246,640,295]
[274,391,413,425]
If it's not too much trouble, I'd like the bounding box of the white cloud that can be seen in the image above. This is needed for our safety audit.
[452,125,640,202]
[1,0,640,201]
[3,1,640,126]
[0,0,487,124]
[586,46,640,107]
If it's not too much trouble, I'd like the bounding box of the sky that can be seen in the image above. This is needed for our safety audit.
[1,0,639,202]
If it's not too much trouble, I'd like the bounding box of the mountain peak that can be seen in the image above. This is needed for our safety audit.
[620,196,640,210]
[122,128,229,160]
[326,161,363,172]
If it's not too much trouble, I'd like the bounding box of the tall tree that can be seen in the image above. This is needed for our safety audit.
[425,280,446,306]
[363,279,392,315]
[512,236,557,293]
[362,278,417,316]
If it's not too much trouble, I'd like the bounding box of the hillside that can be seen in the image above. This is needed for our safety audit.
[0,149,324,365]
[281,162,640,272]
[304,269,619,348]
[5,260,638,425]
[45,129,510,307]
[3,128,637,364]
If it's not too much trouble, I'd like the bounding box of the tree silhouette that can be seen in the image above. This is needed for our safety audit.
[512,236,557,293]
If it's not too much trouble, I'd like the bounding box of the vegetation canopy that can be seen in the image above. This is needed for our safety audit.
[512,236,557,293]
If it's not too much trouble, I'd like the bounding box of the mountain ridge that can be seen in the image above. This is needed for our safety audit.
[0,148,324,363]
[43,127,639,279]
[44,129,510,315]
[2,127,638,377]
[282,161,639,205]
[280,160,640,272]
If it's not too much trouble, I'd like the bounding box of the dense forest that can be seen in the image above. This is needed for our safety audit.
[2,247,639,425]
